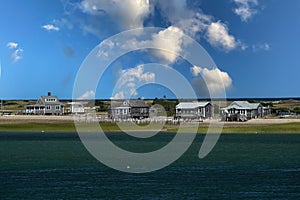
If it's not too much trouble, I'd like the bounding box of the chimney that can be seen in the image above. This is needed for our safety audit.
[48,92,51,96]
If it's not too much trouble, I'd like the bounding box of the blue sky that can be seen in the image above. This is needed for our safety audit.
[0,0,299,99]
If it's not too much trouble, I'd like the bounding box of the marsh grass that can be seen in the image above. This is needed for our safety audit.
[0,122,300,133]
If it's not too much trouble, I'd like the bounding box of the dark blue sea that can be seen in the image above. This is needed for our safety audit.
[0,132,299,199]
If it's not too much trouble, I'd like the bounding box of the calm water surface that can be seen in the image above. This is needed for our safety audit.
[0,132,299,199]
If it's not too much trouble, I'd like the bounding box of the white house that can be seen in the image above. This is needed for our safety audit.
[69,102,85,114]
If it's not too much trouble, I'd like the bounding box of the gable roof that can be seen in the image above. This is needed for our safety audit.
[223,101,261,110]
[110,99,149,108]
[37,95,62,105]
[176,102,210,109]
[128,99,149,107]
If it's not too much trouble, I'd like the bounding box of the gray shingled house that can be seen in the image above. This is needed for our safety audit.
[220,101,270,121]
[25,92,64,115]
[109,99,150,120]
[175,102,214,120]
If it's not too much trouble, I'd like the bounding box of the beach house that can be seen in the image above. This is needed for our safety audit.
[108,99,150,120]
[220,101,270,121]
[25,92,64,115]
[68,102,85,114]
[175,102,214,120]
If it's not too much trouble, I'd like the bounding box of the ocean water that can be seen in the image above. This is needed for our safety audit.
[0,132,299,199]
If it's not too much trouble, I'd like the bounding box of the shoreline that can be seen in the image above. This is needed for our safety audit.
[1,115,300,125]
[1,115,300,133]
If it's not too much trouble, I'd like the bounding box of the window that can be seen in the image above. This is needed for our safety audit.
[46,105,51,110]
[55,106,60,110]
[46,98,57,102]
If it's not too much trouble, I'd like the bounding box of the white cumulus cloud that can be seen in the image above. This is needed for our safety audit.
[206,21,240,51]
[151,26,185,63]
[155,1,244,52]
[66,0,244,52]
[233,0,259,22]
[98,26,188,64]
[112,65,155,99]
[191,65,232,96]
[42,24,60,31]
[79,0,151,30]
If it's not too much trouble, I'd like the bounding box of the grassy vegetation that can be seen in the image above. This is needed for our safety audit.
[1,100,36,114]
[221,123,300,133]
[1,122,300,133]
[0,123,77,132]
[194,123,300,133]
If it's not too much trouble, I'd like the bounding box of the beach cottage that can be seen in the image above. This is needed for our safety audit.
[68,102,85,114]
[175,102,214,120]
[109,99,150,120]
[220,101,269,121]
[25,92,64,115]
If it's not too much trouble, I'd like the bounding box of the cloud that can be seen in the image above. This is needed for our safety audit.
[252,43,270,51]
[191,65,202,77]
[151,26,185,63]
[112,91,125,100]
[63,0,244,52]
[206,21,240,51]
[7,42,18,49]
[112,65,155,99]
[78,90,95,99]
[98,26,188,64]
[191,65,232,96]
[6,42,23,62]
[156,1,242,52]
[79,0,151,30]
[11,48,24,62]
[233,0,259,22]
[156,0,210,38]
[42,24,60,31]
